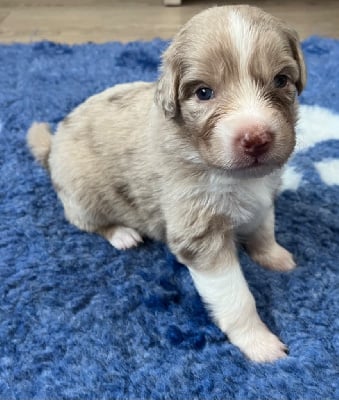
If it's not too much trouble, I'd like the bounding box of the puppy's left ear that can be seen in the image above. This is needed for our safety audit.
[155,45,180,119]
[284,27,307,94]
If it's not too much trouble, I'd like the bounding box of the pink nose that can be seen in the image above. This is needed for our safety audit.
[239,130,272,157]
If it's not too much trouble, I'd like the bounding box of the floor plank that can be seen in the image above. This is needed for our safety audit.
[0,0,338,44]
[0,8,9,24]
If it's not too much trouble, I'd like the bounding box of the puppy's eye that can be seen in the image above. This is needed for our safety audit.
[195,87,214,101]
[273,74,289,89]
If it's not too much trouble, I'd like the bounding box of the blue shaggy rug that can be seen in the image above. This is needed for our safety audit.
[0,36,339,399]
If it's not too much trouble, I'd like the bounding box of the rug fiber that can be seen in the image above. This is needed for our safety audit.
[0,37,338,399]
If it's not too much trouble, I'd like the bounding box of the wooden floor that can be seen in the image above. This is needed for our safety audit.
[0,0,338,44]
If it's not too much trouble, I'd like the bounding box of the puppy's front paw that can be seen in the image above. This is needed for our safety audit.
[250,243,296,272]
[230,323,288,363]
[109,226,143,250]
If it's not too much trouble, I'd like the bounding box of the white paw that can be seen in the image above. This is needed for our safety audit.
[230,323,288,363]
[109,226,143,250]
[251,243,296,272]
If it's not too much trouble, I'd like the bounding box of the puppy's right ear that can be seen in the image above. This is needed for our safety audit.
[155,45,180,119]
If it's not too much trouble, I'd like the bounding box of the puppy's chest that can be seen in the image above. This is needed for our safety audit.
[204,178,274,232]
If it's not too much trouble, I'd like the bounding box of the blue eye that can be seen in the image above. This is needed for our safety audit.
[196,87,214,101]
[274,74,289,88]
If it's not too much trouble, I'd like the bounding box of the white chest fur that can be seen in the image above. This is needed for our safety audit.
[204,171,280,236]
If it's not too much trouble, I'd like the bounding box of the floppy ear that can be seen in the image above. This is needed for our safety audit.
[155,45,180,119]
[284,27,307,94]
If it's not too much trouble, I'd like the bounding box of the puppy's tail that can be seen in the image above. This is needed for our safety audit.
[27,122,52,169]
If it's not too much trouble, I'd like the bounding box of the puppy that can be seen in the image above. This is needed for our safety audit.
[27,5,306,362]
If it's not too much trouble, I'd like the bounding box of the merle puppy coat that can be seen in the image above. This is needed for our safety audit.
[27,5,306,362]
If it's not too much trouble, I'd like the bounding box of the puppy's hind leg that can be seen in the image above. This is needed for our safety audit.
[98,226,143,250]
[58,190,143,250]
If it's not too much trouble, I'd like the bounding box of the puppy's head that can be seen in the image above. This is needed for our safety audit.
[155,5,306,178]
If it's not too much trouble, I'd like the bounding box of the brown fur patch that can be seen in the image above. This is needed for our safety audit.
[114,182,137,208]
[172,214,231,265]
[108,93,124,103]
